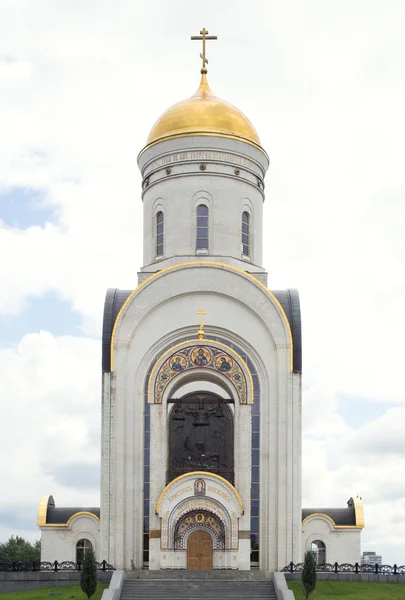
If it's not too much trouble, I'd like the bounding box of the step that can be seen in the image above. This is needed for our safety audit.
[126,569,273,580]
[120,579,277,600]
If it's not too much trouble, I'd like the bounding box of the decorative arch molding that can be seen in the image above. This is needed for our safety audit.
[148,339,253,404]
[192,189,213,208]
[176,511,225,550]
[152,197,165,214]
[156,472,243,551]
[302,513,336,531]
[166,370,235,402]
[183,525,219,549]
[73,531,96,548]
[306,533,328,546]
[170,499,231,549]
[241,197,254,213]
[66,512,100,528]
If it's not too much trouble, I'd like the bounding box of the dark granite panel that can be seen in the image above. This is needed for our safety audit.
[102,289,132,372]
[272,288,302,374]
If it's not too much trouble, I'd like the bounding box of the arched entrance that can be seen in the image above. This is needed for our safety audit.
[187,530,213,570]
[156,472,243,569]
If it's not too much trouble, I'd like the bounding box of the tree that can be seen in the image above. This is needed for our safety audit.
[80,546,97,599]
[301,550,317,599]
[0,536,41,563]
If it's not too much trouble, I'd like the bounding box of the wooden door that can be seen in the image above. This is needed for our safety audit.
[200,530,213,569]
[187,530,213,570]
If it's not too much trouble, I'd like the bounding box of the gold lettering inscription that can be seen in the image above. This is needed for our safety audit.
[148,152,261,175]
[208,486,231,502]
[168,486,192,503]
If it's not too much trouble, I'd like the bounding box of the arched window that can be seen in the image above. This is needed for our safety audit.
[242,211,250,256]
[156,211,164,257]
[76,538,92,564]
[196,205,209,251]
[311,540,326,565]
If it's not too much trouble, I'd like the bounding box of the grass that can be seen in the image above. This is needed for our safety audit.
[0,584,108,600]
[288,579,405,599]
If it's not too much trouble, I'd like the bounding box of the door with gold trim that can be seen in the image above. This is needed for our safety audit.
[187,530,213,570]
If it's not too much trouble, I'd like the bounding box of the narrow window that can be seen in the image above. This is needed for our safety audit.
[242,211,250,256]
[196,205,209,251]
[156,211,164,257]
[311,540,326,565]
[76,539,92,564]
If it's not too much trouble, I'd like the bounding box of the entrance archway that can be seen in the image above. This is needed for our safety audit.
[187,530,213,570]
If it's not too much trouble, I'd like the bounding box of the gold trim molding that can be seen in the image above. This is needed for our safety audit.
[37,496,51,527]
[353,496,365,528]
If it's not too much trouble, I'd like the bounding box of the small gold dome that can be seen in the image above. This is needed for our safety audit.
[144,72,262,151]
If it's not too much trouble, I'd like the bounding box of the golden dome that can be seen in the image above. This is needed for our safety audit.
[143,71,262,151]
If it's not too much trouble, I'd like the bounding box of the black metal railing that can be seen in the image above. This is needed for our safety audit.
[282,562,405,575]
[0,560,115,572]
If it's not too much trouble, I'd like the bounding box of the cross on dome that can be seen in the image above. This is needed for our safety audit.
[191,28,217,73]
[141,29,262,155]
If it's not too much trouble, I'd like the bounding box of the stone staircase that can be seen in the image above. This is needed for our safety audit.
[120,572,277,600]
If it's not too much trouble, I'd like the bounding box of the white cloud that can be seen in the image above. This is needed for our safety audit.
[0,333,100,516]
[0,0,404,566]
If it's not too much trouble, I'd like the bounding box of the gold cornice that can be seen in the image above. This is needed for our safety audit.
[146,338,254,404]
[110,261,293,372]
[155,471,243,514]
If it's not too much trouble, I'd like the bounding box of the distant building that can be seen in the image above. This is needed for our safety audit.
[362,551,382,566]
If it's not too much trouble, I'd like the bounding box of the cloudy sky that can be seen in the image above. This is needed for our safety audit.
[1,0,404,566]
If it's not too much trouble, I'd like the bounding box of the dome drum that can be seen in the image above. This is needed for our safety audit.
[139,140,267,198]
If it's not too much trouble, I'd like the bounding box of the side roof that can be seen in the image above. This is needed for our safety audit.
[302,497,365,528]
[37,496,100,527]
[102,286,302,374]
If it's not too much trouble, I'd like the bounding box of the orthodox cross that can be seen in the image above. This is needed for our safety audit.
[195,308,207,339]
[191,28,217,70]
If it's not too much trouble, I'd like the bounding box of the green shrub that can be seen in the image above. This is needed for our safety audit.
[301,550,317,599]
[80,547,97,599]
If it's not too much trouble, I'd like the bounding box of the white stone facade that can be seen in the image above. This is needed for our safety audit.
[40,514,100,563]
[100,259,302,571]
[302,515,361,565]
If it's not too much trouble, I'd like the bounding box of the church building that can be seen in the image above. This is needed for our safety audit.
[38,30,364,572]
